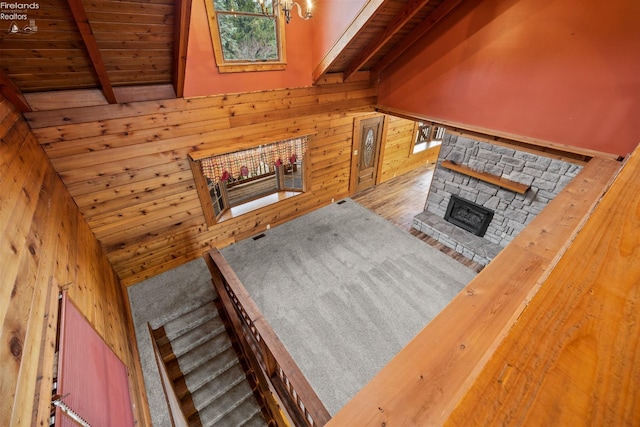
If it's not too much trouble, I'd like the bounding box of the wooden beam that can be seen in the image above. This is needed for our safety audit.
[370,0,464,80]
[376,106,622,162]
[173,0,192,98]
[312,0,385,83]
[189,131,318,161]
[112,84,176,104]
[66,0,117,104]
[0,69,31,112]
[343,0,433,81]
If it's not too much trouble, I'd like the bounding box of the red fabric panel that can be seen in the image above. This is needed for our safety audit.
[56,293,135,427]
[200,136,307,182]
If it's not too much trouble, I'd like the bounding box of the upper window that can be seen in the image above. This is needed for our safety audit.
[205,0,287,73]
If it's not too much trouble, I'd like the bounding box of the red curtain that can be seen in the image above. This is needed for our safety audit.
[200,136,307,183]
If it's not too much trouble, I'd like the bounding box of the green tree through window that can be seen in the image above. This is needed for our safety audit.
[207,0,286,71]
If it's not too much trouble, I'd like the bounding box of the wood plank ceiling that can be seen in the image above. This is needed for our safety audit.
[0,0,190,109]
[312,0,463,82]
[0,0,464,111]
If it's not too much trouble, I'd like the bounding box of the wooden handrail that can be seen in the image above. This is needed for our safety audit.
[207,266,286,427]
[204,248,331,427]
[148,323,190,427]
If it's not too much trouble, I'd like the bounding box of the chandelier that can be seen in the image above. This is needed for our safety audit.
[258,0,312,23]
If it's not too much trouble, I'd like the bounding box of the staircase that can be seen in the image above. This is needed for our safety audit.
[152,296,269,427]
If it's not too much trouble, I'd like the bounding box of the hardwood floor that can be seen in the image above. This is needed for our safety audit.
[352,163,484,274]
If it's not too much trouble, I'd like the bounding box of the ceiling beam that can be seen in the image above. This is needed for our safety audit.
[66,0,117,104]
[342,0,433,82]
[0,70,31,113]
[312,0,385,84]
[370,0,464,80]
[173,0,192,98]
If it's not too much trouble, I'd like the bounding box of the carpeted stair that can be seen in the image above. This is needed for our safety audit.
[152,297,268,427]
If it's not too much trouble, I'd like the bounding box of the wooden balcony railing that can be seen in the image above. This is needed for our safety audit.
[204,248,331,427]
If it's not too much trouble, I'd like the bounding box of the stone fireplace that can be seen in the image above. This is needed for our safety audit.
[413,134,583,265]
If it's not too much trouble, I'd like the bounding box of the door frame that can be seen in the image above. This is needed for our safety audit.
[349,113,388,196]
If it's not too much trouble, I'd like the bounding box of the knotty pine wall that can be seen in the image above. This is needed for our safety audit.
[23,76,418,286]
[0,96,150,425]
[379,115,439,182]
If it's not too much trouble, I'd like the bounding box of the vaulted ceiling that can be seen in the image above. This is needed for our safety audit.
[0,0,463,112]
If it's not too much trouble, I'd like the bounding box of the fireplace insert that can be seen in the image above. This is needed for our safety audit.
[444,195,494,237]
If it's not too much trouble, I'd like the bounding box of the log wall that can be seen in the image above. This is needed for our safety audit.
[25,77,391,286]
[0,95,150,425]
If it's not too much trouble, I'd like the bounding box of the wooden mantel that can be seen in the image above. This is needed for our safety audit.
[326,152,629,426]
[440,160,530,194]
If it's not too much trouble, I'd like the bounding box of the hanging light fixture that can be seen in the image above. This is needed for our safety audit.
[258,0,312,23]
[280,0,312,23]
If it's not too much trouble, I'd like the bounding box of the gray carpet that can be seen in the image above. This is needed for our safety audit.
[220,199,476,415]
[128,198,476,425]
[128,257,217,427]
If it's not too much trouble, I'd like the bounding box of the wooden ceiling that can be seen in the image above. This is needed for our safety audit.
[0,0,190,110]
[313,0,462,83]
[0,0,463,111]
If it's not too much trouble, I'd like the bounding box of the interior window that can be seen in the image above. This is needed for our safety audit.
[205,0,287,72]
[411,121,445,154]
[279,155,303,190]
[191,136,307,225]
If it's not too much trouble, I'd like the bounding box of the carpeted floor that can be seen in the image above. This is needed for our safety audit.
[129,198,476,425]
[220,199,476,414]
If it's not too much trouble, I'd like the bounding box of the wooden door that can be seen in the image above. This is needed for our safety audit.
[353,116,385,193]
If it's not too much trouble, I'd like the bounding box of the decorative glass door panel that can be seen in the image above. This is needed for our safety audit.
[355,116,384,193]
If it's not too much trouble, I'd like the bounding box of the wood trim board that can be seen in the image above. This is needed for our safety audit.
[440,160,530,194]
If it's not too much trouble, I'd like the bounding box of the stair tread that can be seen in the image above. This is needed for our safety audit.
[190,362,247,410]
[170,316,226,359]
[154,299,214,336]
[154,297,267,427]
[183,346,240,393]
[199,381,262,427]
[176,331,234,377]
[163,301,219,341]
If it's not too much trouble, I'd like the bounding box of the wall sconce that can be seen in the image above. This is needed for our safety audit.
[259,0,312,23]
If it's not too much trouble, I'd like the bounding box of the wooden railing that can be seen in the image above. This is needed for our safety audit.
[204,248,331,427]
[148,323,190,427]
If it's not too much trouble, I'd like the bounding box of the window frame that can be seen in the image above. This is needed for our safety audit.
[410,121,445,155]
[204,0,288,73]
[189,137,310,227]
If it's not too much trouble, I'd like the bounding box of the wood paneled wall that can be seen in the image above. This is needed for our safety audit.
[0,96,150,425]
[378,115,439,182]
[25,77,381,285]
